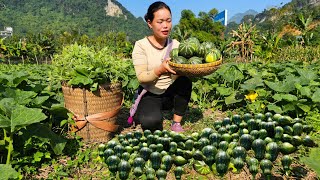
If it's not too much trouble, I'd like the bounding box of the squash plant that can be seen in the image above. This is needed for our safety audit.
[0,65,68,168]
[0,98,47,164]
[52,43,136,92]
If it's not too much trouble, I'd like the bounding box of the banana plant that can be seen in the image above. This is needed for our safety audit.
[254,32,282,60]
[289,13,320,46]
[171,26,191,42]
[227,23,258,62]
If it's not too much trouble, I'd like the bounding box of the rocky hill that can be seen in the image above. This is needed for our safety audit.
[0,0,150,42]
[228,9,258,24]
[254,0,320,25]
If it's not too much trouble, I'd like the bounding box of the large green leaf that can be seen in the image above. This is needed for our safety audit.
[127,79,139,90]
[261,69,276,79]
[240,77,264,91]
[225,91,243,105]
[267,104,282,114]
[296,68,318,85]
[264,80,295,93]
[68,75,93,86]
[0,164,20,180]
[247,101,263,113]
[216,86,232,96]
[3,89,37,105]
[0,114,10,128]
[282,94,298,102]
[246,67,260,77]
[0,98,15,118]
[273,93,299,102]
[32,96,50,106]
[191,91,198,102]
[0,105,47,133]
[311,88,320,103]
[255,89,270,98]
[310,80,320,87]
[297,102,311,112]
[219,64,244,83]
[0,71,29,87]
[20,123,67,155]
[300,147,320,175]
[272,94,283,101]
[295,84,312,98]
[282,103,296,112]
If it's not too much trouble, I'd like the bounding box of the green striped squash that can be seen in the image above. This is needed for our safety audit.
[199,41,215,58]
[188,56,203,64]
[170,48,179,59]
[205,48,221,63]
[178,40,199,59]
[173,56,188,64]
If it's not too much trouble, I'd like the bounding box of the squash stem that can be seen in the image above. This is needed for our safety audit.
[6,131,13,165]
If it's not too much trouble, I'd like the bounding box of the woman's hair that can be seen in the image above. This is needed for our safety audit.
[144,1,171,22]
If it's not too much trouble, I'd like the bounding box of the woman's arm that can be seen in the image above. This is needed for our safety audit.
[134,64,159,83]
[132,41,159,83]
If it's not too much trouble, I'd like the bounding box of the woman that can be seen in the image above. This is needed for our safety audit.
[131,1,192,132]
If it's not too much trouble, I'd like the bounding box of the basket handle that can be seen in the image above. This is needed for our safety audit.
[72,94,124,132]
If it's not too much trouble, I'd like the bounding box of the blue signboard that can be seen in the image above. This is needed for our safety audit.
[213,10,228,26]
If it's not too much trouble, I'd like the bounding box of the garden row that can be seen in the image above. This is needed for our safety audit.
[98,112,317,179]
[1,58,320,178]
[191,60,320,132]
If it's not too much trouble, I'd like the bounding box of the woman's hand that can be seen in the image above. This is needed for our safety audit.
[154,58,176,76]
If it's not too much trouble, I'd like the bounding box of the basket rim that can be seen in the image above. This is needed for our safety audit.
[61,81,122,89]
[169,58,222,69]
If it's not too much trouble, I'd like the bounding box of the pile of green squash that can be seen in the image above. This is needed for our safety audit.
[98,112,316,179]
[170,37,222,64]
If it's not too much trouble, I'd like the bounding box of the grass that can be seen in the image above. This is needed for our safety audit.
[300,147,320,175]
[299,133,320,176]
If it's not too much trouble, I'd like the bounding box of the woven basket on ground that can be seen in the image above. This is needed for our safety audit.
[169,59,222,77]
[62,82,123,142]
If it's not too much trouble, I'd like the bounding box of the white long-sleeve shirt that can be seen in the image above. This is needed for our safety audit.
[132,37,180,95]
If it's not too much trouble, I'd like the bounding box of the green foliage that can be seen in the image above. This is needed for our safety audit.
[254,32,282,60]
[0,100,47,133]
[52,43,137,91]
[171,9,225,44]
[0,164,21,180]
[273,45,320,62]
[47,143,107,179]
[300,147,320,175]
[190,60,320,119]
[0,30,135,63]
[0,64,70,177]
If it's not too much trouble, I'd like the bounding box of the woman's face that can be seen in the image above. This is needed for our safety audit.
[148,8,172,40]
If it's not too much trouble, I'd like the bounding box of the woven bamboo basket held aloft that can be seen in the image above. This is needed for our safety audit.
[169,58,222,77]
[62,82,123,142]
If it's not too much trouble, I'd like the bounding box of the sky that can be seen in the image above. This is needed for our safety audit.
[117,0,292,25]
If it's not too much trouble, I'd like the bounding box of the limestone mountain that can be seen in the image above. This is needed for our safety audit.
[253,0,320,29]
[0,0,150,42]
[228,9,258,24]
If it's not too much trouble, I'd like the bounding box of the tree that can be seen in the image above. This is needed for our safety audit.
[173,9,225,44]
[208,8,218,19]
[293,13,320,45]
[280,13,320,46]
